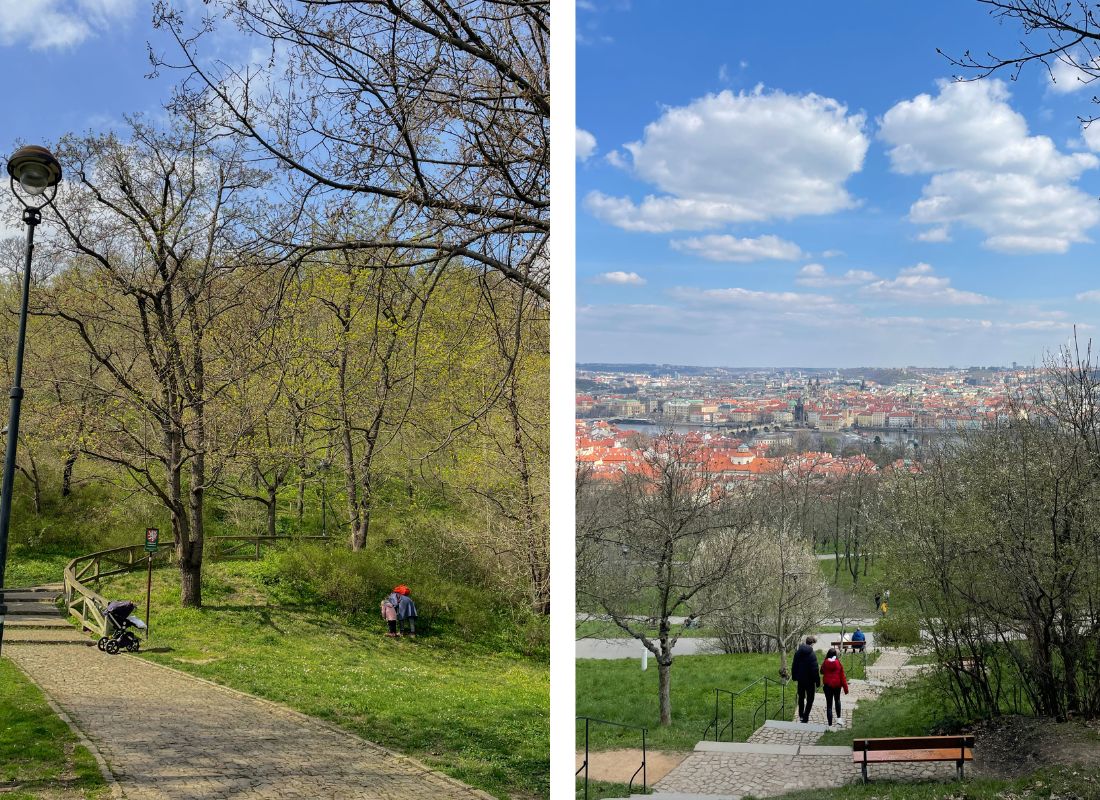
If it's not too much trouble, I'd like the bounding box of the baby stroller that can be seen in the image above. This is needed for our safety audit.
[97,600,146,655]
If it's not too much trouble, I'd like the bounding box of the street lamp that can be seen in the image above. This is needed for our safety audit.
[0,145,61,655]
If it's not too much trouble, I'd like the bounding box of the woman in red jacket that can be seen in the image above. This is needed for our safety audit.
[820,648,849,727]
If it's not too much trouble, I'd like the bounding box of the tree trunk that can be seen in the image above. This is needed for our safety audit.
[658,657,672,726]
[61,451,77,497]
[179,558,202,609]
[266,490,277,538]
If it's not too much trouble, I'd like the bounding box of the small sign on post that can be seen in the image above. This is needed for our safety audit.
[143,528,158,641]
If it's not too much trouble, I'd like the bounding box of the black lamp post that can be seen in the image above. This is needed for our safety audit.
[0,145,61,655]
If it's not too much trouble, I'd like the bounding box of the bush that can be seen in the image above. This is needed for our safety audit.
[264,543,546,656]
[876,613,921,646]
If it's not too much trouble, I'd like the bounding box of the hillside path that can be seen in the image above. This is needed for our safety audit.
[7,637,492,799]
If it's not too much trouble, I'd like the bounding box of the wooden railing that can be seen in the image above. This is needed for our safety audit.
[64,544,176,637]
[64,535,330,637]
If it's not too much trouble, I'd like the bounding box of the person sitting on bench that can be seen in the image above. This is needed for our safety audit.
[851,627,866,651]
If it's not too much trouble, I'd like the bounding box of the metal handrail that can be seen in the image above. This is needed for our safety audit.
[576,717,647,800]
[751,676,789,730]
[703,675,769,742]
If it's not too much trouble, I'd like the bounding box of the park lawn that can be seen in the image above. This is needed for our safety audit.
[98,561,549,800]
[4,543,80,588]
[817,557,915,616]
[819,673,953,748]
[0,657,108,800]
[577,652,793,751]
[762,766,1100,799]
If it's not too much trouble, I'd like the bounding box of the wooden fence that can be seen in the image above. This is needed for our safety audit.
[64,535,330,637]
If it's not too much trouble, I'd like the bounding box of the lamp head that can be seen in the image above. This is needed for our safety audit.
[7,145,61,203]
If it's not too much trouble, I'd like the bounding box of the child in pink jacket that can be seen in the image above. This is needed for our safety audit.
[380,598,398,636]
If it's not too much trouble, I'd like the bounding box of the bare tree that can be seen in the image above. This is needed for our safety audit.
[151,0,549,300]
[945,1,1100,119]
[36,119,273,607]
[577,434,754,726]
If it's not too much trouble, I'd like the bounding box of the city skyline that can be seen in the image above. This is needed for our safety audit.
[577,1,1100,367]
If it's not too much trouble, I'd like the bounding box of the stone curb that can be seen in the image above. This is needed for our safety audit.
[124,652,496,800]
[5,654,125,799]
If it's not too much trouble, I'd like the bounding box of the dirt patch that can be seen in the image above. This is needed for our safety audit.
[970,715,1100,778]
[575,748,687,785]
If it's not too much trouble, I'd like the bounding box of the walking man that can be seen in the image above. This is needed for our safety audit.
[790,635,820,723]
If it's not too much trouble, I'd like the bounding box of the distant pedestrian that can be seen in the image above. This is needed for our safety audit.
[820,647,849,727]
[790,635,820,723]
[380,598,398,636]
[874,592,881,610]
[880,601,888,617]
[884,588,891,602]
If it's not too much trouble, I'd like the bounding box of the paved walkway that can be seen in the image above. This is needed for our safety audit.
[7,628,491,799]
[576,637,721,659]
[650,646,958,798]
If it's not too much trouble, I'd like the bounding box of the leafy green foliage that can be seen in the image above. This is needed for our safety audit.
[875,614,922,646]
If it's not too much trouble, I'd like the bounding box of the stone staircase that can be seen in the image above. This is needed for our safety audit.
[2,585,88,645]
[598,648,937,800]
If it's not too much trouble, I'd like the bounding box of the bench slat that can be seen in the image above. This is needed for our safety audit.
[852,747,973,764]
[853,736,974,751]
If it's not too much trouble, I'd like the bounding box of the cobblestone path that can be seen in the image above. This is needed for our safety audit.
[652,646,960,798]
[7,642,492,799]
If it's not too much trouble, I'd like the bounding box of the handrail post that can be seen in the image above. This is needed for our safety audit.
[642,727,647,790]
[728,692,734,742]
[584,718,589,800]
[713,689,718,742]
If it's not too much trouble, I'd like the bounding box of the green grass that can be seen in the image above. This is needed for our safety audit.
[819,673,963,747]
[576,779,652,798]
[818,558,913,616]
[97,559,548,800]
[0,657,108,800]
[578,652,796,751]
[763,765,1100,799]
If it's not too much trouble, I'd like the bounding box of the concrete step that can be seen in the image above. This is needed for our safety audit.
[5,602,63,615]
[4,628,91,644]
[760,719,829,733]
[4,616,72,628]
[0,590,62,602]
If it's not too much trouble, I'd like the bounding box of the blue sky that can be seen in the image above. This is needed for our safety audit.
[0,1,256,234]
[577,1,1100,367]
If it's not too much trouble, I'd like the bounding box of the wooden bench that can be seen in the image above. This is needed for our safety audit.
[831,639,865,652]
[852,735,974,782]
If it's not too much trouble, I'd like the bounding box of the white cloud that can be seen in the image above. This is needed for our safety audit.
[821,249,844,258]
[670,285,846,311]
[0,0,137,49]
[576,128,597,162]
[1076,290,1100,302]
[915,226,951,243]
[669,234,803,262]
[594,271,646,285]
[1049,53,1100,94]
[718,63,730,83]
[604,149,628,169]
[880,80,1100,253]
[586,87,868,232]
[797,263,877,287]
[861,263,993,306]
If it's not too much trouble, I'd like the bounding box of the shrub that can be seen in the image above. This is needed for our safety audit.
[876,613,921,646]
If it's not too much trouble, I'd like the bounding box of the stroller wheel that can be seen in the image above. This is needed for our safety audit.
[97,636,109,651]
[127,641,141,653]
[104,639,120,655]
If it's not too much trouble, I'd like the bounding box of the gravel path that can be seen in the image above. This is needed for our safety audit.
[7,642,492,799]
